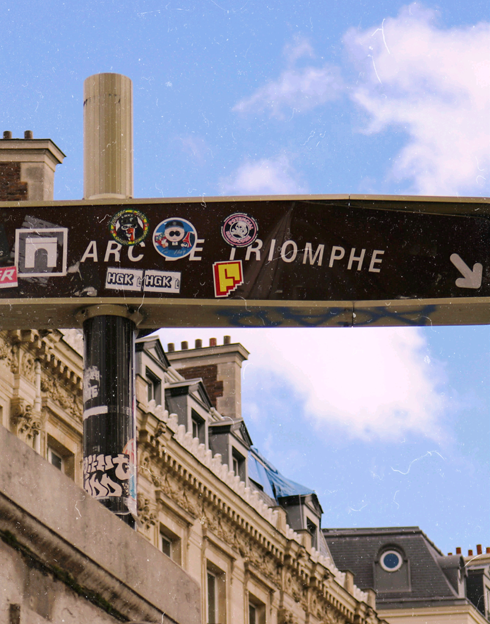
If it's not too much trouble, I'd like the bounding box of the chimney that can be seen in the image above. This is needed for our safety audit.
[477,545,482,555]
[0,131,65,201]
[166,338,249,419]
[456,547,462,554]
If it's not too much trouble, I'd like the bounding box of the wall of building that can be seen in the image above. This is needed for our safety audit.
[0,423,201,624]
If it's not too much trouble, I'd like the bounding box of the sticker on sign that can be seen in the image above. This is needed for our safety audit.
[105,267,181,293]
[0,266,17,289]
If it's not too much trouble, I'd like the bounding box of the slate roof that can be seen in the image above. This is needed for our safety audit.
[323,526,467,608]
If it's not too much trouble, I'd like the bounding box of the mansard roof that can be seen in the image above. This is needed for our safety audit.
[324,526,467,608]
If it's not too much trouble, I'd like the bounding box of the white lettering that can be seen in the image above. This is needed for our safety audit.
[303,243,324,266]
[189,239,204,261]
[245,239,263,261]
[369,250,385,273]
[348,248,366,271]
[104,241,122,262]
[128,242,144,262]
[329,246,345,267]
[81,241,98,263]
[268,239,276,261]
[229,247,236,260]
[281,240,297,263]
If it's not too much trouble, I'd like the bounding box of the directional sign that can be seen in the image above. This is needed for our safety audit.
[0,194,489,329]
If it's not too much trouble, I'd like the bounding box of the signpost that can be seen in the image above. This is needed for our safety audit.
[0,194,489,330]
[4,71,489,527]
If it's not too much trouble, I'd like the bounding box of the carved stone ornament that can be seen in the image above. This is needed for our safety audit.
[10,399,41,442]
[278,608,297,624]
[0,336,15,369]
[41,373,82,421]
[137,495,158,530]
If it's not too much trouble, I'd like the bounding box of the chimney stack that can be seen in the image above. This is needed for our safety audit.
[0,131,64,201]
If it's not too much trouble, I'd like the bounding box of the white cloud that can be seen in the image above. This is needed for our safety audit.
[158,327,448,443]
[283,36,315,64]
[219,154,308,195]
[176,135,211,166]
[344,4,490,195]
[233,37,343,119]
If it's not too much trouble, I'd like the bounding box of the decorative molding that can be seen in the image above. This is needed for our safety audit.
[138,495,158,530]
[10,398,40,442]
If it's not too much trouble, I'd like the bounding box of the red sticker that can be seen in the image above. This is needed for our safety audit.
[0,266,17,289]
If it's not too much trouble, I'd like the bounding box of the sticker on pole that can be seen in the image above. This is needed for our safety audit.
[213,260,243,297]
[153,218,197,260]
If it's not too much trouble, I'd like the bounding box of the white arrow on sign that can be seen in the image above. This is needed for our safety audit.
[450,254,483,289]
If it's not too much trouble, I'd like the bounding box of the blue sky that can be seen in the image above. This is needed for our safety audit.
[2,1,490,555]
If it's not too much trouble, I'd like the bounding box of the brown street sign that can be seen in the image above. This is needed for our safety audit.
[0,194,489,330]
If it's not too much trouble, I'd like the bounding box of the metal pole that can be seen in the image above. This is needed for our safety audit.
[81,74,137,526]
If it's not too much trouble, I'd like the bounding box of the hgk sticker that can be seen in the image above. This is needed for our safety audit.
[213,260,244,297]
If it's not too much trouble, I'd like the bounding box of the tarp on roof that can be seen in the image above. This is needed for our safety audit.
[249,447,314,499]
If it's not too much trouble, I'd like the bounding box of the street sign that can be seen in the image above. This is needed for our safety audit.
[1,194,489,329]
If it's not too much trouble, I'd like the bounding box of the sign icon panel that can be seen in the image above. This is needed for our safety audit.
[15,228,68,277]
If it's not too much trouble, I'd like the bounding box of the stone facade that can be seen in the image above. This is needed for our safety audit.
[1,327,386,624]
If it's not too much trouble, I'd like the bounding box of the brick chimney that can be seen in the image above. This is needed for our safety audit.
[166,337,249,420]
[0,131,65,201]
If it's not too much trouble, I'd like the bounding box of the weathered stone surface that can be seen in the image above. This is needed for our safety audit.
[0,425,201,624]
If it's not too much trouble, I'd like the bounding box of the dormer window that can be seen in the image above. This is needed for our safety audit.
[307,518,318,550]
[191,409,205,444]
[232,449,246,481]
[146,368,162,404]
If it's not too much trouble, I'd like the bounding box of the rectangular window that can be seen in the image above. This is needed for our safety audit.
[248,596,265,624]
[191,409,205,444]
[48,447,64,472]
[146,368,162,404]
[307,518,318,550]
[160,527,181,565]
[232,449,246,481]
[207,564,226,624]
[160,533,172,558]
[46,436,75,480]
[207,571,218,624]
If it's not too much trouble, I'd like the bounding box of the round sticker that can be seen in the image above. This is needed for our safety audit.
[153,218,197,260]
[109,209,149,246]
[221,213,258,247]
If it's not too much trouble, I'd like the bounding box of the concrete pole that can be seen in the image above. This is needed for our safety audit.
[81,73,137,527]
[83,73,133,200]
